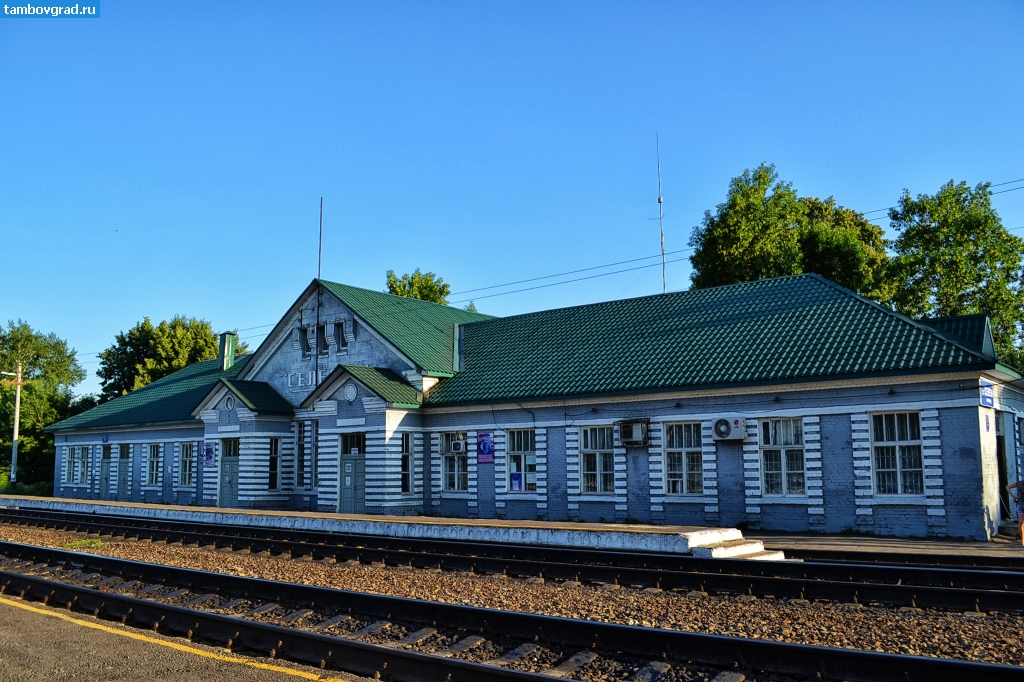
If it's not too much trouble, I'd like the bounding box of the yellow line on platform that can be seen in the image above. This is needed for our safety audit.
[0,595,344,681]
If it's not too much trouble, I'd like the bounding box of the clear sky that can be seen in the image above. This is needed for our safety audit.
[2,1,1022,397]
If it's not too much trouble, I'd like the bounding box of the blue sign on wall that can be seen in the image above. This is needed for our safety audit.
[980,379,995,407]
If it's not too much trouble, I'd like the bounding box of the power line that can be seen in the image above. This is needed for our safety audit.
[451,249,691,296]
[449,256,691,305]
[857,177,1024,218]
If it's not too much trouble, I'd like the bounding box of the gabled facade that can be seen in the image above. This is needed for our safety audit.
[48,275,1024,540]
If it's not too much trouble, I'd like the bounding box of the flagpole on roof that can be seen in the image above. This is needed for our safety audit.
[656,133,666,295]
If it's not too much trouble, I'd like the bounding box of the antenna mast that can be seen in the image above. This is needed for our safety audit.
[315,196,323,388]
[318,196,324,279]
[656,133,666,294]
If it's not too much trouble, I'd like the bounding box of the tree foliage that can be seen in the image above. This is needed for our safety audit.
[689,164,805,289]
[689,163,890,300]
[97,316,248,402]
[386,269,451,305]
[0,320,90,486]
[887,181,1024,368]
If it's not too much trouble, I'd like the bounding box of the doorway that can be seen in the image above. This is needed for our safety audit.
[99,445,111,501]
[339,433,366,514]
[116,444,130,501]
[219,439,240,508]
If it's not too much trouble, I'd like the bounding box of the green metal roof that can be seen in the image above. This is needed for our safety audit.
[317,280,493,375]
[46,355,253,432]
[339,365,423,408]
[219,379,294,416]
[918,315,995,357]
[424,274,999,406]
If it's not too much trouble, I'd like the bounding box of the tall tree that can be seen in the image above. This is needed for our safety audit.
[98,316,248,402]
[689,163,891,299]
[888,180,1024,368]
[800,197,891,301]
[386,269,451,304]
[0,320,89,486]
[689,163,806,289]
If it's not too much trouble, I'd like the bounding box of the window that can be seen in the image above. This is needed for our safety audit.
[401,433,413,494]
[316,325,330,357]
[119,444,130,459]
[102,444,112,460]
[507,429,537,493]
[871,412,923,495]
[65,447,75,483]
[760,419,805,495]
[300,326,312,358]
[665,423,703,495]
[581,426,615,493]
[147,444,160,486]
[296,422,306,487]
[341,433,366,455]
[442,431,469,491]
[179,443,194,487]
[335,322,349,350]
[76,446,89,484]
[268,438,280,490]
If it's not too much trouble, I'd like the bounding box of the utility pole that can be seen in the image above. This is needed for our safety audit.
[1,363,24,484]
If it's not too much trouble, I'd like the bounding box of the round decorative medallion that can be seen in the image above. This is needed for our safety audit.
[344,383,357,402]
[225,396,235,411]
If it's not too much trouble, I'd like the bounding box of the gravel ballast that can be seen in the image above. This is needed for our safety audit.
[1,524,1021,667]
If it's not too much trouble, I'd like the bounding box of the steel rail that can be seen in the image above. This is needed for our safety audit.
[3,508,1024,611]
[0,541,1021,682]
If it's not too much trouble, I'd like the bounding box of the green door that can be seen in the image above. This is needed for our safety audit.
[340,456,365,514]
[219,439,240,508]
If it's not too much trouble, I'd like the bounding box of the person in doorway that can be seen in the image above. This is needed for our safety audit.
[1007,481,1024,546]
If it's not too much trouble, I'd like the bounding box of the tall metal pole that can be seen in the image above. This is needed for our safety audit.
[1,363,22,484]
[656,133,666,295]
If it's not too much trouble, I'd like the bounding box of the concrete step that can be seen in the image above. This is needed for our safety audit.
[678,528,744,550]
[734,549,787,561]
[690,538,766,559]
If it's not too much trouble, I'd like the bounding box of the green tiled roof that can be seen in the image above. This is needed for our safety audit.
[318,280,493,375]
[425,274,999,406]
[340,365,423,408]
[220,379,294,416]
[918,315,995,357]
[46,356,253,432]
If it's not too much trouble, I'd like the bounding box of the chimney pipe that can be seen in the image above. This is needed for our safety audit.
[219,332,238,371]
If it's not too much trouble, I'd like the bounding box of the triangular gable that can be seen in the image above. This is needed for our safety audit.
[302,364,422,410]
[919,314,996,358]
[192,379,293,417]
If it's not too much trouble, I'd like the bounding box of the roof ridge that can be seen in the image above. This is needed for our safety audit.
[802,273,995,362]
[317,278,495,319]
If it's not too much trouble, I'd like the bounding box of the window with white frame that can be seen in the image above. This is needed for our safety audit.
[179,443,194,487]
[147,444,160,486]
[442,431,469,491]
[581,426,614,493]
[65,447,75,483]
[665,423,703,495]
[871,412,923,495]
[400,433,413,494]
[77,445,90,484]
[760,418,805,495]
[507,429,537,493]
[268,438,280,490]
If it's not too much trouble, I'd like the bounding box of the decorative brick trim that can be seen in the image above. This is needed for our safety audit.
[467,431,479,516]
[566,426,580,520]
[429,432,441,507]
[804,416,824,528]
[851,413,873,528]
[920,409,946,535]
[701,420,720,524]
[742,418,761,527]
[647,420,664,522]
[612,423,628,521]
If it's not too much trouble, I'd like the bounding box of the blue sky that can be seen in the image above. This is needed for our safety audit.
[2,1,1022,397]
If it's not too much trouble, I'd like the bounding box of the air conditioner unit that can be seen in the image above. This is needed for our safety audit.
[711,416,746,441]
[451,440,467,453]
[618,419,649,446]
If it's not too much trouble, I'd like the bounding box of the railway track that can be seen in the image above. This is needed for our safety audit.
[2,507,1024,613]
[0,540,1020,682]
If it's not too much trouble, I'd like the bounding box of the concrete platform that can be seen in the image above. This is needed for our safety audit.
[753,531,1024,558]
[0,496,779,557]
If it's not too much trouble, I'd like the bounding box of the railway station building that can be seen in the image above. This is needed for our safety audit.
[47,274,1024,540]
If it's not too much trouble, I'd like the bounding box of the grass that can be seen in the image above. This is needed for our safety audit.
[61,539,106,550]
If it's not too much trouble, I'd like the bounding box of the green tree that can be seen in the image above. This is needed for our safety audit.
[689,163,806,289]
[386,269,451,304]
[689,164,891,299]
[98,316,248,402]
[0,320,90,487]
[800,197,891,301]
[888,180,1024,368]
[464,301,478,313]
